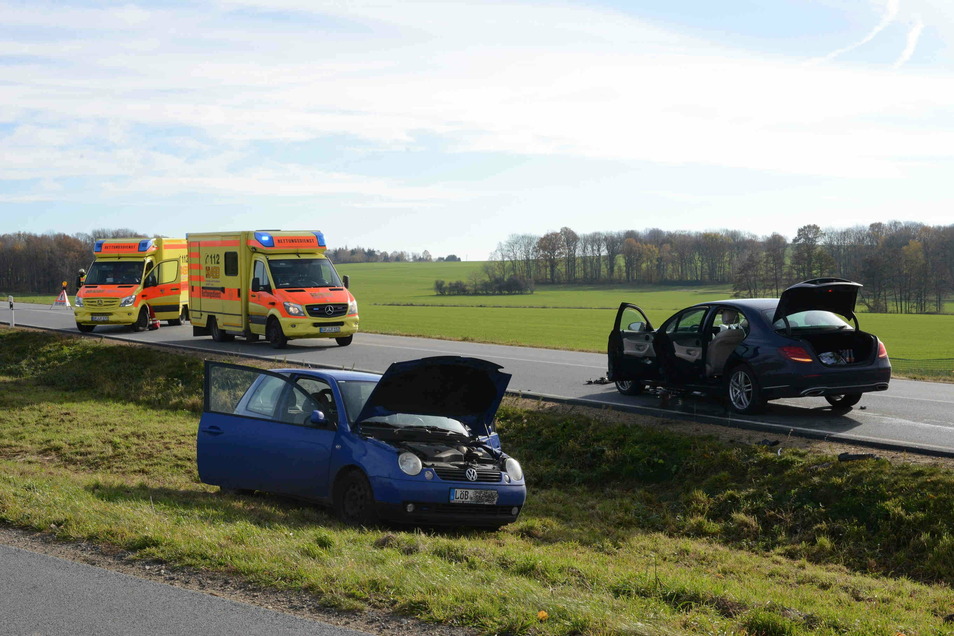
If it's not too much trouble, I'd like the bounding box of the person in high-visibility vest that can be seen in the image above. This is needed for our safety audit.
[76,269,86,290]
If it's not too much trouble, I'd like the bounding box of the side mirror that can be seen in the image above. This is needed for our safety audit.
[310,410,328,426]
[627,321,645,332]
[251,277,261,293]
[342,275,350,289]
[144,275,157,288]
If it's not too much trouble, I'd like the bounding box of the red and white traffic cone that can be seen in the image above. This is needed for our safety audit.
[148,305,160,330]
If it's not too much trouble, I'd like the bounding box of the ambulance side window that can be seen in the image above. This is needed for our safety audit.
[224,252,238,277]
[253,260,270,291]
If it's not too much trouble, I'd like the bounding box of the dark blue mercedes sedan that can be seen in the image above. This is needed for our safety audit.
[607,278,891,414]
[197,356,526,528]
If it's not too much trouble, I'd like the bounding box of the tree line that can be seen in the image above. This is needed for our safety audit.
[4,221,952,314]
[1,229,144,295]
[487,222,954,313]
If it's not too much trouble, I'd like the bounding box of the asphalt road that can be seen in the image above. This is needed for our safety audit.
[0,543,370,636]
[4,301,954,456]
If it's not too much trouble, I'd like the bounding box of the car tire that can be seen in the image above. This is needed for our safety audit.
[726,364,765,414]
[825,393,862,408]
[76,323,95,333]
[210,317,235,342]
[131,307,149,332]
[267,319,288,349]
[335,335,353,347]
[168,307,188,326]
[615,380,644,395]
[334,470,377,527]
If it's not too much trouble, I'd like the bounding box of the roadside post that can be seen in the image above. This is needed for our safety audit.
[7,295,13,327]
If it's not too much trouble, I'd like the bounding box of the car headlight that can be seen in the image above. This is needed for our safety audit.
[74,296,84,307]
[119,294,136,307]
[348,299,358,315]
[283,302,305,317]
[504,457,523,481]
[398,452,422,476]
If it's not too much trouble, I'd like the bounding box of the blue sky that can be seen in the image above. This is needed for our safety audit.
[2,0,952,259]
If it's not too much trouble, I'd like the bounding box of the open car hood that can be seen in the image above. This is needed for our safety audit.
[773,278,862,323]
[354,356,511,438]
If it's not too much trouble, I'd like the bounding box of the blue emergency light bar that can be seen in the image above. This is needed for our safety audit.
[138,239,155,252]
[253,231,326,248]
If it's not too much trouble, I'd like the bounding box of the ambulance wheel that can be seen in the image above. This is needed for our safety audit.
[168,307,187,326]
[210,317,235,342]
[77,323,95,333]
[267,319,288,349]
[335,335,353,347]
[131,307,149,332]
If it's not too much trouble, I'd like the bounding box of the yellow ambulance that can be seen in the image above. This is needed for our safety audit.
[187,230,358,348]
[75,238,189,333]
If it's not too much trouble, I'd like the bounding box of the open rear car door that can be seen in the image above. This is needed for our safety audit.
[607,303,660,385]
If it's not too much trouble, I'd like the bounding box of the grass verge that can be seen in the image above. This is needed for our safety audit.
[1,328,954,635]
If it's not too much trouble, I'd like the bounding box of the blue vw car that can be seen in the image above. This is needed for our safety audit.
[197,356,526,528]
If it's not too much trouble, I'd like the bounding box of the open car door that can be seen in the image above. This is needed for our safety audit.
[607,303,660,384]
[197,361,337,499]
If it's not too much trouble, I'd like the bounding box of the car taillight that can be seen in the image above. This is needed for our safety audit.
[877,341,888,358]
[779,346,813,363]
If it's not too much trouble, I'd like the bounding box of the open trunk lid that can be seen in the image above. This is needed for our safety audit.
[773,278,862,324]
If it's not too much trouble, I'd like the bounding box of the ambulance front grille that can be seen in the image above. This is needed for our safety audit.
[84,298,120,309]
[306,303,348,318]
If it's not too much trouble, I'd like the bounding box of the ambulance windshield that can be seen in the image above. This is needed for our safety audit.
[267,258,342,289]
[85,261,145,285]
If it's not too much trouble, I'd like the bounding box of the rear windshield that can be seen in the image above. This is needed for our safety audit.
[769,310,853,331]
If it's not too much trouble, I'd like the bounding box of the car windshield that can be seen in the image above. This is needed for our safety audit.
[769,309,853,331]
[267,257,342,289]
[337,380,378,424]
[360,413,470,437]
[84,261,145,285]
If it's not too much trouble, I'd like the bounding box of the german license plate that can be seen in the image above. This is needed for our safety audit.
[319,326,341,333]
[450,488,498,505]
[91,315,110,322]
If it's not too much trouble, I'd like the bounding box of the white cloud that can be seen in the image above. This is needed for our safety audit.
[0,0,952,206]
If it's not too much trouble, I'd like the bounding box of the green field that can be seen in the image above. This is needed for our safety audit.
[3,329,954,635]
[12,261,953,369]
[339,262,954,366]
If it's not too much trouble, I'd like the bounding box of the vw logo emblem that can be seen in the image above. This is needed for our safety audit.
[324,305,336,316]
[465,468,478,482]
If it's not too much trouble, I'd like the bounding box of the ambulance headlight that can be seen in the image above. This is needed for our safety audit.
[348,299,358,315]
[74,296,84,307]
[119,295,136,307]
[283,302,305,317]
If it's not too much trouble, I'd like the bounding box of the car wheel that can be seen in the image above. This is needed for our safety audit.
[76,323,95,333]
[210,317,235,342]
[131,307,149,332]
[267,319,288,349]
[615,380,644,395]
[335,335,353,347]
[334,471,377,527]
[726,364,765,414]
[825,393,862,408]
